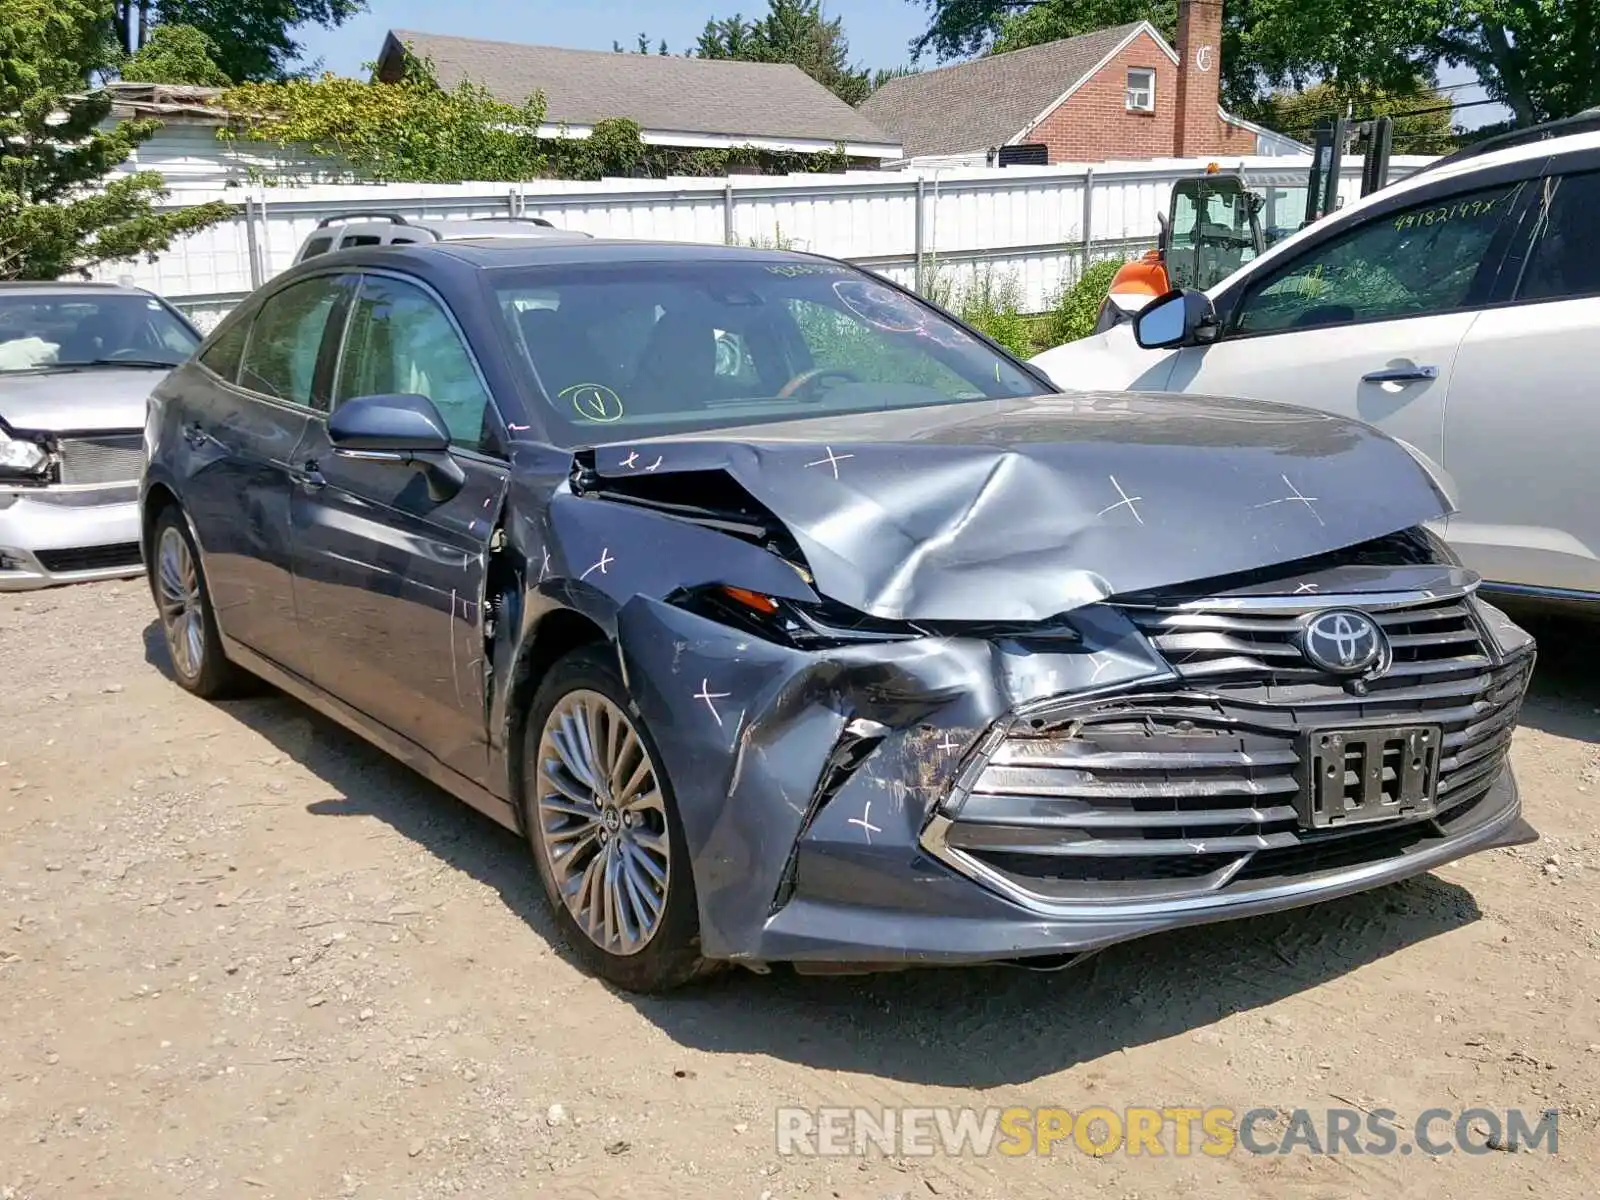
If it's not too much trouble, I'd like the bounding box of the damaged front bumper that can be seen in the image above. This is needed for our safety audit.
[0,485,143,590]
[770,773,1530,967]
[614,576,1538,971]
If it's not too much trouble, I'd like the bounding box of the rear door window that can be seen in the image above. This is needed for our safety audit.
[198,316,250,382]
[1515,170,1600,303]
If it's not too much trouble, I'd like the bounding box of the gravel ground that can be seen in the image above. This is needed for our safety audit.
[1,579,1597,1199]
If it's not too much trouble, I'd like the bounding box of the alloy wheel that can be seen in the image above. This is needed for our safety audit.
[534,690,671,956]
[156,525,205,681]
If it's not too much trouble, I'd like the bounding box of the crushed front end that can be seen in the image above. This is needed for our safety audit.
[612,531,1536,970]
[545,402,1536,971]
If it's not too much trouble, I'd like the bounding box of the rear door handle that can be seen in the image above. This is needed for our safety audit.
[1361,365,1439,384]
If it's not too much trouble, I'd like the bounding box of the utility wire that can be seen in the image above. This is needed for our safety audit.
[1274,96,1504,136]
[1236,79,1486,129]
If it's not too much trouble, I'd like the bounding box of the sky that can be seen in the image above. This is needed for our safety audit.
[295,0,930,77]
[293,1,1508,129]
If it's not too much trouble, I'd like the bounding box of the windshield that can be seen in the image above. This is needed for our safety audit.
[0,292,200,373]
[492,259,1047,442]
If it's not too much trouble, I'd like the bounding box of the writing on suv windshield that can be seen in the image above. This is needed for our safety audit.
[493,259,1046,440]
[0,293,200,373]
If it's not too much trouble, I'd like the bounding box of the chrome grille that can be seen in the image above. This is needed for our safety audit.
[1125,594,1488,690]
[56,434,144,486]
[936,590,1532,904]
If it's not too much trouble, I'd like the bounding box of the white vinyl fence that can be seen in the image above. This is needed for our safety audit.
[102,154,1434,332]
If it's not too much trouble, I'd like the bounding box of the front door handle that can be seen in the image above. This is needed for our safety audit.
[1362,365,1439,384]
[291,460,326,491]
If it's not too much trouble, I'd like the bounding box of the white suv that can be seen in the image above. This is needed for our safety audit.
[1032,115,1600,611]
[293,212,592,263]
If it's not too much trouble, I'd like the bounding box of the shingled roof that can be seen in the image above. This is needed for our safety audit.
[380,30,900,153]
[858,23,1153,158]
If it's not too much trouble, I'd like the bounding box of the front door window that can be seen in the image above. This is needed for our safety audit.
[336,277,497,453]
[1229,181,1527,336]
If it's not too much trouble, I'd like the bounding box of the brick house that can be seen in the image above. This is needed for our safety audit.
[860,5,1304,166]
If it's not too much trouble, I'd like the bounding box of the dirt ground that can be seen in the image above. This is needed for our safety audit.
[1,579,1597,1200]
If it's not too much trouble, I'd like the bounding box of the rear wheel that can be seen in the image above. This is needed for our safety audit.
[520,645,708,992]
[150,506,242,698]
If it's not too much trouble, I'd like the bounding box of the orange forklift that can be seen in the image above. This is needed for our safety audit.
[1091,115,1396,333]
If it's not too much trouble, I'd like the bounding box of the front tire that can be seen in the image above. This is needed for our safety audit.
[520,645,708,992]
[149,506,242,698]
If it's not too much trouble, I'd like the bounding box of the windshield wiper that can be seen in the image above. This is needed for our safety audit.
[62,357,184,370]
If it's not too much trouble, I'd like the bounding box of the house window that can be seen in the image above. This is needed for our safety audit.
[1126,68,1156,113]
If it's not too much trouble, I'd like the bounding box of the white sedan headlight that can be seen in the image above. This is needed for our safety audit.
[0,433,49,475]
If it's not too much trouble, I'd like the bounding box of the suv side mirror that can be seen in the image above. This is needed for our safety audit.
[1133,289,1220,350]
[327,392,465,501]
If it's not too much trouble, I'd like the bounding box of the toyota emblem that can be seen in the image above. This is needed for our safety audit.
[1299,609,1389,676]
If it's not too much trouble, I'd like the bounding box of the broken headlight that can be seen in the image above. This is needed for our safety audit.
[672,584,1084,651]
[0,426,48,477]
[672,584,922,649]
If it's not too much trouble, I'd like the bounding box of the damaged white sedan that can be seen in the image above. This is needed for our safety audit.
[1,281,200,589]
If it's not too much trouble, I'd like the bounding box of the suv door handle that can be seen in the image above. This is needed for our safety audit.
[1362,365,1439,384]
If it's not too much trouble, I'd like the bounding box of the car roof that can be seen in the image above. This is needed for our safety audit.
[297,238,836,272]
[436,238,831,269]
[305,216,585,240]
[0,280,150,295]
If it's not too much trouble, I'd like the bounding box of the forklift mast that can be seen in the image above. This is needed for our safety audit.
[1306,115,1396,223]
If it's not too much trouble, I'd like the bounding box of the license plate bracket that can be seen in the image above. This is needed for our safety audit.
[1298,725,1442,829]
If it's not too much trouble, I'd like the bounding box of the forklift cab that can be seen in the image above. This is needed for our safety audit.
[1160,173,1266,289]
[1081,122,1397,339]
[1092,171,1267,334]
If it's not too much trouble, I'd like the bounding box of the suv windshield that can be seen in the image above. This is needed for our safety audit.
[493,258,1047,441]
[0,292,200,373]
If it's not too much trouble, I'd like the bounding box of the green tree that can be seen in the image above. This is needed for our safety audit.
[613,35,673,54]
[1251,80,1457,154]
[1436,1,1600,126]
[696,16,767,61]
[218,48,551,183]
[697,0,873,104]
[109,0,363,83]
[870,63,921,91]
[1,0,232,279]
[118,21,230,85]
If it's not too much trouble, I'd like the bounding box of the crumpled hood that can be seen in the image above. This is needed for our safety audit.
[578,390,1455,623]
[0,367,166,433]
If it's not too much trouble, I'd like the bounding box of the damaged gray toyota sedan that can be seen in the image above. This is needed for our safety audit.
[140,239,1538,991]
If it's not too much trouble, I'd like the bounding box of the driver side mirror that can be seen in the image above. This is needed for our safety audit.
[1133,289,1220,350]
[328,392,451,453]
[327,392,465,502]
